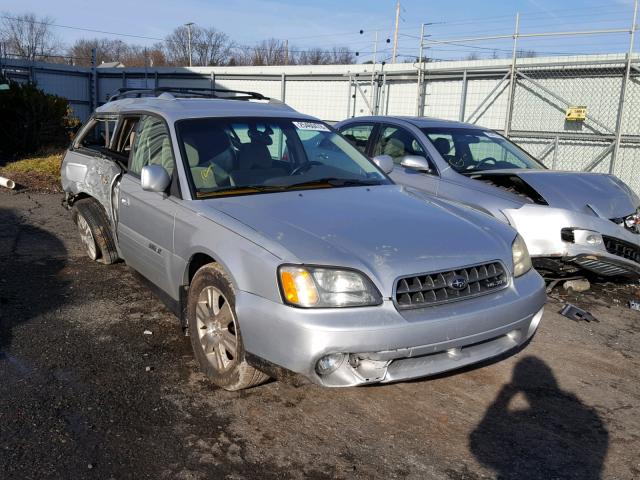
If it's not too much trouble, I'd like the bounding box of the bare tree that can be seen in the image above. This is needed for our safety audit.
[67,38,169,67]
[249,38,288,66]
[164,24,232,66]
[294,45,355,65]
[0,13,61,61]
[516,49,537,58]
[296,47,327,65]
[68,38,129,66]
[328,46,354,65]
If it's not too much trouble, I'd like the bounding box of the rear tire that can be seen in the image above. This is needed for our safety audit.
[71,198,120,264]
[187,263,269,391]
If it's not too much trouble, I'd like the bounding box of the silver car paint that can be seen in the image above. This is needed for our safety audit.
[335,116,640,278]
[61,97,546,386]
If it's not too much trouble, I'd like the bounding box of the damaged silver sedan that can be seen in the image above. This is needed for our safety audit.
[336,117,640,279]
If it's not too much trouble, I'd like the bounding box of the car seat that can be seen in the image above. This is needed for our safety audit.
[183,127,234,191]
[237,126,273,170]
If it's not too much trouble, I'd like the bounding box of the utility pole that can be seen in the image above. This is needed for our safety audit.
[503,12,520,137]
[185,22,194,67]
[371,31,379,110]
[392,0,400,63]
[415,22,425,115]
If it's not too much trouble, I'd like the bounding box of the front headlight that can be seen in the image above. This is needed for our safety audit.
[512,234,532,277]
[278,265,382,308]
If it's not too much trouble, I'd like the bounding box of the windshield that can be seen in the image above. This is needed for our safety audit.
[175,117,389,198]
[422,127,545,173]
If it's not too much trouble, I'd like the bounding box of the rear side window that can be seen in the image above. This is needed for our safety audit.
[77,118,117,151]
[338,124,374,154]
[129,116,175,177]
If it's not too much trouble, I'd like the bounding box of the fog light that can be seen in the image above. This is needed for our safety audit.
[315,353,345,375]
[573,229,603,247]
[586,234,602,245]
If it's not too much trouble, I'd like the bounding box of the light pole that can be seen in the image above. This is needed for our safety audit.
[185,22,194,67]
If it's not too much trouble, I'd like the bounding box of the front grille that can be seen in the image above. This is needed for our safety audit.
[603,236,640,264]
[395,261,509,309]
[574,257,636,277]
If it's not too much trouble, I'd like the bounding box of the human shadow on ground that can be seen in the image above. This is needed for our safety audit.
[469,356,608,480]
[0,207,68,357]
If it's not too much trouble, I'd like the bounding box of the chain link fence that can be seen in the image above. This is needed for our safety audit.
[1,53,639,195]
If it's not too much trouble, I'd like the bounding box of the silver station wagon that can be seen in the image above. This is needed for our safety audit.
[61,88,545,390]
[336,116,640,280]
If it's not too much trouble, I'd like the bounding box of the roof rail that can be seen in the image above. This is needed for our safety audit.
[107,87,269,103]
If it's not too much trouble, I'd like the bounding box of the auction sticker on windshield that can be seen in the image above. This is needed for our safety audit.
[293,121,331,132]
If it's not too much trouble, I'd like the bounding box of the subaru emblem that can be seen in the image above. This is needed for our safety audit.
[449,275,467,290]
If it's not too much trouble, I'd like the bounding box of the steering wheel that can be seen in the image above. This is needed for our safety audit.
[290,161,323,176]
[448,156,465,168]
[476,157,498,169]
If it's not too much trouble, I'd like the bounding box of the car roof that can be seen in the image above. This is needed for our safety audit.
[340,115,486,130]
[94,96,315,123]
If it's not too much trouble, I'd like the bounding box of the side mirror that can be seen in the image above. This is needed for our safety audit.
[141,164,171,193]
[400,155,432,173]
[372,154,394,174]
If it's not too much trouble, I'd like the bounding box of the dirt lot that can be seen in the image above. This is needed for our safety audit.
[1,191,639,480]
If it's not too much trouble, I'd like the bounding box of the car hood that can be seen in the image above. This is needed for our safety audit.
[472,170,640,218]
[193,185,515,295]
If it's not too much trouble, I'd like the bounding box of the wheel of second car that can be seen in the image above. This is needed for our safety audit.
[187,263,269,391]
[71,198,120,264]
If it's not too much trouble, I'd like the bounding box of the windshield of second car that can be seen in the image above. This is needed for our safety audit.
[176,117,389,197]
[422,127,545,173]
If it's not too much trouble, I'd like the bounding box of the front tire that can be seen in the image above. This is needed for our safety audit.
[187,263,269,391]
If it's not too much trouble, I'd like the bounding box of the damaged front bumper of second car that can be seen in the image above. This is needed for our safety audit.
[503,204,640,279]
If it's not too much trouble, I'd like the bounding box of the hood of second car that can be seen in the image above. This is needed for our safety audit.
[194,185,514,293]
[474,170,639,218]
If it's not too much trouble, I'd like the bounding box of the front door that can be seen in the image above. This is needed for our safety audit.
[372,125,441,195]
[116,115,179,294]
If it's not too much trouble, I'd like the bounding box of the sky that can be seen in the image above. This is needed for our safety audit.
[1,0,638,61]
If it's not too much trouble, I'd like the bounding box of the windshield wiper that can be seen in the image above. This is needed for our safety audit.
[196,184,286,197]
[283,177,384,189]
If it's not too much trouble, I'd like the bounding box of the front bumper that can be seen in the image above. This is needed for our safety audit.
[236,268,545,387]
[503,205,640,278]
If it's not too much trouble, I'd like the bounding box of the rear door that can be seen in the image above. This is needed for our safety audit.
[116,115,180,294]
[62,115,122,220]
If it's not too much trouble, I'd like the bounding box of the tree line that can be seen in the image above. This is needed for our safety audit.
[1,13,356,67]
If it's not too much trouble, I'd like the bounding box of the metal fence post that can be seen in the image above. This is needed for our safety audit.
[346,75,352,118]
[610,0,638,174]
[280,73,286,102]
[504,13,520,136]
[551,136,559,170]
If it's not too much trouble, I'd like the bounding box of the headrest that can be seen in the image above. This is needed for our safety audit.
[248,126,274,146]
[433,137,451,156]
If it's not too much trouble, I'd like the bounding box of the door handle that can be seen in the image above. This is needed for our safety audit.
[121,197,130,207]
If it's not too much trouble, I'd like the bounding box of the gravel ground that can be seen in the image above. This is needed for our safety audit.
[1,191,639,480]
